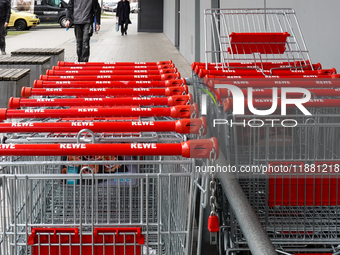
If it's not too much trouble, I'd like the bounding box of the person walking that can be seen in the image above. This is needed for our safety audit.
[0,0,11,55]
[117,0,131,36]
[65,0,101,62]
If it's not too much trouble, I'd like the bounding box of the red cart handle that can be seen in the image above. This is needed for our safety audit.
[216,88,340,99]
[54,64,175,71]
[204,74,340,83]
[40,73,181,81]
[199,68,337,79]
[22,86,188,97]
[0,138,218,159]
[34,78,186,88]
[46,69,179,76]
[191,60,318,71]
[0,117,207,135]
[9,94,193,108]
[0,104,198,120]
[58,60,173,66]
[206,78,340,90]
[194,63,322,75]
[223,98,340,112]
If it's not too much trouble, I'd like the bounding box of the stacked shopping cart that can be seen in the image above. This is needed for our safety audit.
[0,60,219,254]
[193,8,340,255]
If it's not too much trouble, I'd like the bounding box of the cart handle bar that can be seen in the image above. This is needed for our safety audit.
[199,68,336,79]
[0,104,199,121]
[9,94,193,108]
[0,138,219,159]
[205,78,340,90]
[58,60,173,66]
[194,63,321,75]
[22,86,188,97]
[46,69,179,76]
[0,117,207,135]
[33,79,186,88]
[53,64,175,71]
[191,60,318,70]
[40,73,181,81]
[204,74,340,83]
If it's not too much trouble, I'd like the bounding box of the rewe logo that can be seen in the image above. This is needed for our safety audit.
[204,84,312,116]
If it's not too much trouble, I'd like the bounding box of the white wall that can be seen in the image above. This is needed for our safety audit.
[178,0,196,64]
[200,1,212,64]
[163,0,176,45]
[265,0,340,69]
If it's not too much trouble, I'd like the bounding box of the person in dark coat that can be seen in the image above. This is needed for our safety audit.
[0,0,11,55]
[65,0,101,62]
[116,0,131,36]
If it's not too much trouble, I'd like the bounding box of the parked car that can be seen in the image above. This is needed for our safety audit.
[104,2,118,12]
[32,0,69,28]
[130,2,139,13]
[11,0,69,28]
[8,9,40,31]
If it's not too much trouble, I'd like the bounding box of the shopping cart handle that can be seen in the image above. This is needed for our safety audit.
[317,68,337,75]
[191,62,200,71]
[21,87,32,98]
[182,137,219,159]
[161,73,181,80]
[175,117,207,135]
[33,80,43,88]
[168,94,193,106]
[159,63,175,69]
[165,85,188,96]
[157,60,172,65]
[170,104,197,118]
[58,60,173,66]
[28,228,79,245]
[165,78,186,87]
[8,97,20,109]
[159,68,178,74]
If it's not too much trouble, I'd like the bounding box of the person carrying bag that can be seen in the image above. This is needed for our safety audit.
[116,0,131,36]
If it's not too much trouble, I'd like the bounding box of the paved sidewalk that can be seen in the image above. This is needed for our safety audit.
[5,14,192,78]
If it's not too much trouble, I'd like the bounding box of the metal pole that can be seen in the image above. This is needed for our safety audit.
[214,152,277,255]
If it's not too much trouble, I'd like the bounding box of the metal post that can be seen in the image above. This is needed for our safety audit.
[215,152,277,255]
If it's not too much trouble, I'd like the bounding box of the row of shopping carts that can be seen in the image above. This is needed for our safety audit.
[0,60,219,254]
[192,8,340,255]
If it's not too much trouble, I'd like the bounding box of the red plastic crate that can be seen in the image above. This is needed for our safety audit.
[228,32,290,54]
[268,162,340,206]
[28,227,145,255]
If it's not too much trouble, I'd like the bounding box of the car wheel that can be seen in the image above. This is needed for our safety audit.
[15,20,27,31]
[59,16,67,28]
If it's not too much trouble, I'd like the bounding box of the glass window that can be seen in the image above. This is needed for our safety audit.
[46,0,61,7]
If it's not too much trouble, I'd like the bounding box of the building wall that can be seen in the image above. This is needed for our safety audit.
[266,0,340,69]
[178,0,196,64]
[163,0,176,45]
[163,0,340,70]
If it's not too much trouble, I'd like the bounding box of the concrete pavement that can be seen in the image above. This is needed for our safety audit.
[5,14,192,78]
